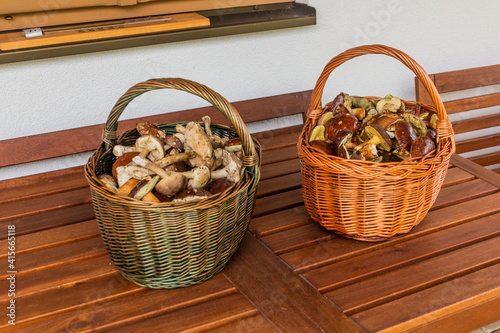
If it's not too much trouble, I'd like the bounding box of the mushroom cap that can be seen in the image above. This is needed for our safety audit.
[371,113,402,130]
[394,120,417,152]
[358,143,378,160]
[324,113,359,141]
[410,136,436,158]
[403,113,428,136]
[136,122,166,140]
[189,165,211,189]
[204,178,235,195]
[155,174,187,197]
[184,122,214,168]
[135,135,165,161]
[172,188,212,202]
[164,135,183,151]
[364,124,392,151]
[224,137,243,152]
[309,140,334,155]
[129,176,159,200]
[332,129,353,158]
[323,92,346,114]
[393,147,412,161]
[112,152,139,178]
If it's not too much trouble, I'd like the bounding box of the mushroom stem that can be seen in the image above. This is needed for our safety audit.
[113,145,139,157]
[133,156,170,179]
[202,115,213,137]
[155,151,196,168]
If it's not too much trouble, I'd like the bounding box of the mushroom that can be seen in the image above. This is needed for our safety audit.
[358,143,378,160]
[410,136,436,158]
[351,108,366,121]
[172,188,212,202]
[204,178,235,195]
[112,152,139,178]
[376,95,402,113]
[164,135,183,151]
[133,155,211,190]
[332,129,355,158]
[309,125,326,142]
[355,124,393,153]
[163,148,189,172]
[402,113,427,137]
[98,174,119,193]
[393,147,412,161]
[202,115,225,149]
[309,140,334,155]
[129,176,160,200]
[394,120,417,152]
[117,178,161,202]
[183,122,214,168]
[224,137,243,160]
[115,164,155,187]
[324,113,359,141]
[154,151,196,169]
[135,135,165,161]
[136,122,166,141]
[113,145,140,157]
[323,92,347,114]
[211,150,243,183]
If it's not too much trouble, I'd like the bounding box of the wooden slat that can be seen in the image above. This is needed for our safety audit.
[444,93,500,114]
[280,192,500,272]
[256,172,302,198]
[260,144,299,165]
[440,166,475,187]
[455,133,500,154]
[208,314,278,332]
[105,293,258,333]
[302,212,500,292]
[352,263,500,333]
[0,220,100,258]
[0,255,115,301]
[0,203,95,238]
[414,75,435,106]
[252,187,303,218]
[451,154,500,188]
[430,178,498,210]
[249,205,311,238]
[325,235,500,315]
[0,236,106,279]
[259,158,301,181]
[0,187,91,222]
[452,112,500,134]
[470,151,500,168]
[0,91,310,168]
[224,232,365,333]
[433,64,500,93]
[12,275,237,332]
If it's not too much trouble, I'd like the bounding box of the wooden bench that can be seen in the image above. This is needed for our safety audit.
[1,87,500,332]
[415,64,500,173]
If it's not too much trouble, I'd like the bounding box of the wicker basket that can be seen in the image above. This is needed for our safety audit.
[84,78,261,288]
[297,45,455,242]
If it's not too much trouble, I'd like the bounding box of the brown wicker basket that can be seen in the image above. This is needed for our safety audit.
[84,78,261,288]
[297,45,455,242]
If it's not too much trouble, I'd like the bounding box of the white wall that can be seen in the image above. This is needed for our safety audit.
[1,0,500,180]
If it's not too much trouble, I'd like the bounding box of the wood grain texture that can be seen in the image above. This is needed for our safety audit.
[0,91,309,167]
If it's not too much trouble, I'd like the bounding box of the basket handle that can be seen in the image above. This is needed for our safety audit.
[102,78,258,167]
[307,44,454,144]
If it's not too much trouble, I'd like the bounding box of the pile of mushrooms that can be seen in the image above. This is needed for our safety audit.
[308,92,438,162]
[97,116,244,203]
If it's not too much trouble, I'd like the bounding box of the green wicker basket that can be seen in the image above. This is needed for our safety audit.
[84,78,261,288]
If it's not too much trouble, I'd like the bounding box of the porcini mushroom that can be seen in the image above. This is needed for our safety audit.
[129,176,160,200]
[332,129,355,158]
[309,140,334,155]
[113,145,140,157]
[394,120,417,152]
[210,150,243,183]
[403,113,428,137]
[136,122,166,141]
[172,188,212,202]
[324,113,359,141]
[133,155,211,190]
[115,164,155,187]
[135,135,165,161]
[183,121,214,168]
[309,125,326,142]
[98,174,119,193]
[202,115,225,149]
[355,124,392,153]
[204,178,235,195]
[112,152,139,178]
[410,136,436,158]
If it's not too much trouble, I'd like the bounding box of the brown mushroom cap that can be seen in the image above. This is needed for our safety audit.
[394,120,417,152]
[112,152,139,178]
[204,178,235,195]
[173,188,212,202]
[325,113,359,141]
[323,92,346,114]
[363,124,392,152]
[309,140,334,155]
[410,136,436,158]
[332,129,353,158]
[155,173,188,197]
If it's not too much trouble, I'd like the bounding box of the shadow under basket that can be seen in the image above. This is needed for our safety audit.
[85,78,261,288]
[297,45,455,242]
